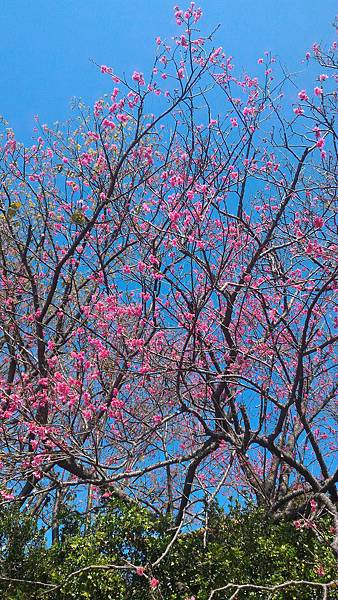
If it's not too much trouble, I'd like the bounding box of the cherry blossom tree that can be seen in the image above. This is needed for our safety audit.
[0,2,337,561]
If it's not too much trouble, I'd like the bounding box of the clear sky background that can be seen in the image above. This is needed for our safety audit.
[0,0,336,142]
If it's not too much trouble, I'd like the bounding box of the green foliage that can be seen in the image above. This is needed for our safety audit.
[70,208,86,225]
[0,507,47,599]
[5,200,21,219]
[152,502,337,600]
[0,501,336,599]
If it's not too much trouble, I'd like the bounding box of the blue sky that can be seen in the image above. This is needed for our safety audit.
[0,0,336,142]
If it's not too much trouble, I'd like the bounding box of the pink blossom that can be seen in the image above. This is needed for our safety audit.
[293,107,304,116]
[169,211,180,222]
[316,137,325,149]
[209,47,222,63]
[137,261,146,273]
[132,71,145,86]
[100,65,112,74]
[312,42,320,55]
[136,566,145,576]
[102,490,112,498]
[150,578,159,589]
[314,86,323,96]
[178,35,188,48]
[298,90,308,101]
[153,271,164,280]
[116,113,129,124]
[174,7,183,25]
[243,106,254,117]
[313,216,324,228]
[102,119,116,129]
[0,489,15,500]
